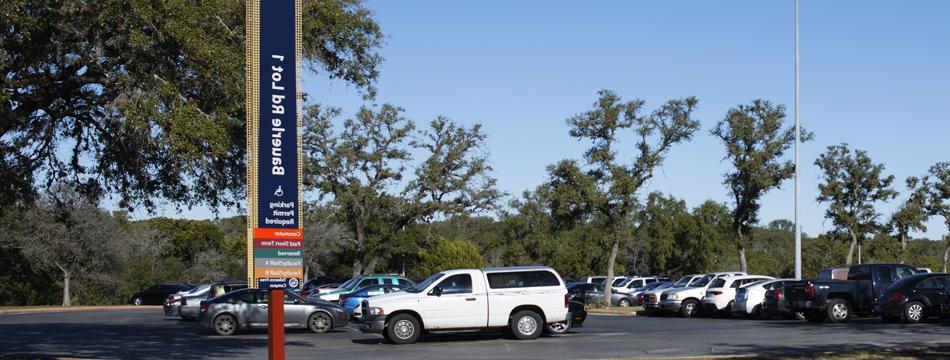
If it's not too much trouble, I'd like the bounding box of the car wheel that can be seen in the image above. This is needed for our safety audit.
[132,297,142,306]
[681,299,699,318]
[804,311,826,323]
[386,314,421,344]
[308,312,333,334]
[903,301,925,323]
[826,299,852,323]
[510,310,543,340]
[544,316,571,335]
[618,298,631,308]
[213,314,237,336]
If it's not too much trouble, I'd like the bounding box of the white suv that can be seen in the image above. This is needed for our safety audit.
[359,266,569,344]
[701,275,774,313]
[659,272,746,317]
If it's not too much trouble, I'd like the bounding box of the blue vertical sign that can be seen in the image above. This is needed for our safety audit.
[258,0,298,230]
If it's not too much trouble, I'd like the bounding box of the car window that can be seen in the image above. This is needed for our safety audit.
[918,276,950,289]
[730,280,742,288]
[487,271,560,289]
[382,278,393,285]
[366,287,386,296]
[436,274,472,295]
[896,266,917,280]
[360,278,380,287]
[238,292,260,303]
[710,279,727,288]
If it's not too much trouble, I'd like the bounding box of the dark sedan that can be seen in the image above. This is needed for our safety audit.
[568,283,605,305]
[198,288,349,336]
[874,272,950,323]
[131,284,194,305]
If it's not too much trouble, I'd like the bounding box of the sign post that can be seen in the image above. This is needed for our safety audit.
[247,1,302,359]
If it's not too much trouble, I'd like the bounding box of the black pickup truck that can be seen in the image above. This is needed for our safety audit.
[784,263,920,323]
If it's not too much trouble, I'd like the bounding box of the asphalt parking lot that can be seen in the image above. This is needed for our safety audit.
[4,309,950,359]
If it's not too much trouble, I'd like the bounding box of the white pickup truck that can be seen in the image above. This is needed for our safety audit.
[359,266,569,344]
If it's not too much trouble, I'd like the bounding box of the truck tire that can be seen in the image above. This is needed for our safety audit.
[825,299,852,323]
[386,314,421,345]
[510,310,543,340]
[903,301,925,323]
[804,310,826,323]
[681,299,700,318]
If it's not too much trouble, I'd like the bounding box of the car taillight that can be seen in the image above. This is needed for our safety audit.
[775,290,784,300]
[888,291,907,302]
[564,294,569,308]
[804,283,816,299]
[200,302,209,312]
[167,295,175,302]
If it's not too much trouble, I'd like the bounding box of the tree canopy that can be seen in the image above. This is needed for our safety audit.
[0,0,384,212]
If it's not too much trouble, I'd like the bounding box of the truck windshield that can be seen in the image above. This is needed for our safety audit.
[671,277,693,288]
[691,275,713,287]
[406,273,446,293]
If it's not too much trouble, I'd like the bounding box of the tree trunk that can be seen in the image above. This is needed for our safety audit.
[736,229,747,272]
[303,264,309,283]
[943,242,949,273]
[603,240,619,307]
[900,234,907,264]
[364,256,380,275]
[352,221,366,277]
[845,230,858,266]
[62,270,71,307]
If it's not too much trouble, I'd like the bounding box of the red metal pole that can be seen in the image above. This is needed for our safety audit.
[268,289,285,360]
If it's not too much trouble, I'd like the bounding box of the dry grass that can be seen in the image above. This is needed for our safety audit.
[586,306,642,315]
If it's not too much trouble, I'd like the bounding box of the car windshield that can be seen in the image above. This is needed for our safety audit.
[691,275,714,287]
[187,284,211,295]
[406,273,445,293]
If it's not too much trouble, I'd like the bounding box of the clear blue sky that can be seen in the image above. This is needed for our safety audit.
[156,0,950,240]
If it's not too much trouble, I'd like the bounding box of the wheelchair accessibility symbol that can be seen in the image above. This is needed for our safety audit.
[274,186,284,197]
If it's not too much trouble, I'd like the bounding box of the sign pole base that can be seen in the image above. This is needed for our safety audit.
[268,289,285,360]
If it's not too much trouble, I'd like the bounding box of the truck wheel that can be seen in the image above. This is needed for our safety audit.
[213,314,237,336]
[681,299,700,318]
[903,301,925,323]
[804,311,826,323]
[386,314,421,344]
[510,310,543,340]
[826,299,852,323]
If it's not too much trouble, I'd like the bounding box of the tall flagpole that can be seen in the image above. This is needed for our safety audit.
[794,0,802,280]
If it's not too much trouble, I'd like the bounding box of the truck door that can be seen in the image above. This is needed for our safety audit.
[871,266,896,309]
[420,273,486,329]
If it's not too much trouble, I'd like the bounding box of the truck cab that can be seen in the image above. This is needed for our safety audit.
[359,266,568,344]
[785,263,920,323]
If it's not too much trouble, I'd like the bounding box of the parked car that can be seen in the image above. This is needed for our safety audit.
[342,284,412,319]
[702,275,774,314]
[301,276,346,293]
[874,272,950,323]
[199,288,349,336]
[164,284,211,318]
[614,276,671,294]
[785,263,920,323]
[545,300,588,335]
[643,275,705,312]
[635,282,673,306]
[315,275,415,303]
[179,281,247,320]
[578,276,607,285]
[130,284,194,306]
[732,279,795,319]
[359,266,569,344]
[659,272,746,317]
[761,286,805,320]
[567,283,605,305]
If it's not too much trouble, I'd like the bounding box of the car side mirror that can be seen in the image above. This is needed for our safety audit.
[430,286,443,297]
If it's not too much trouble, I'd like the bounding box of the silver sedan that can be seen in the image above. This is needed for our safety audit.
[198,288,349,336]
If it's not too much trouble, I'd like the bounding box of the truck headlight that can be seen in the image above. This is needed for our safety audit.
[368,307,385,316]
